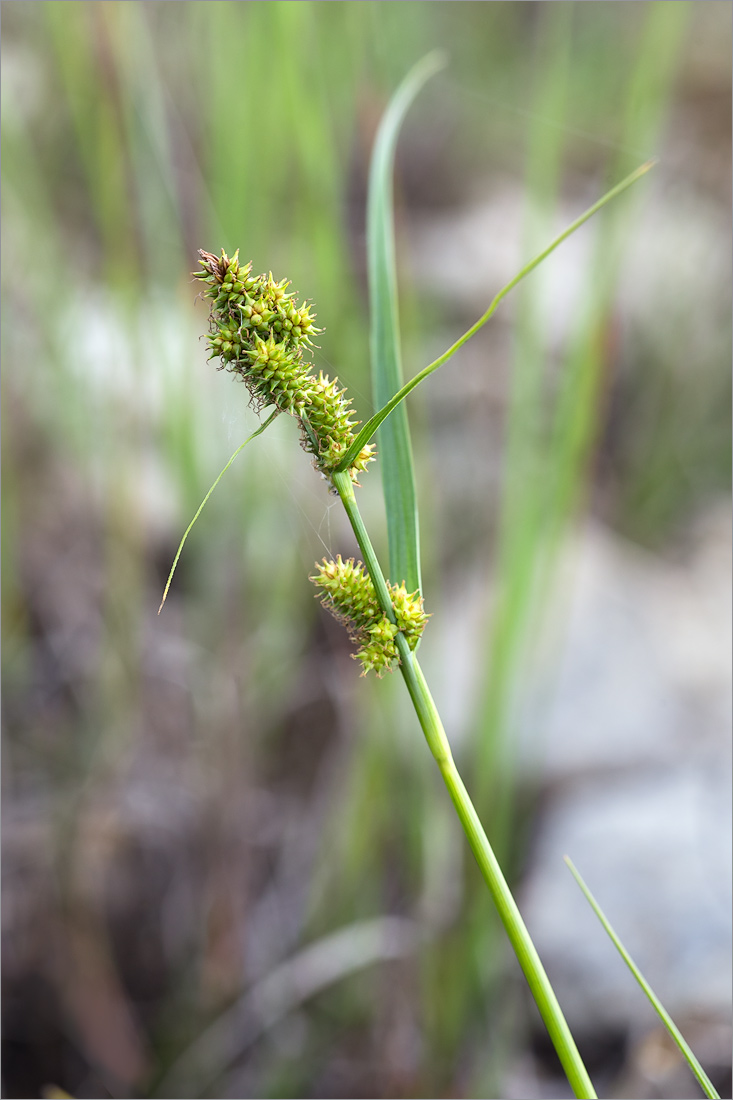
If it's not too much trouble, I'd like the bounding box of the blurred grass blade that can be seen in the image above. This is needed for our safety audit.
[368,51,445,594]
[158,409,280,613]
[338,159,655,474]
[564,857,720,1100]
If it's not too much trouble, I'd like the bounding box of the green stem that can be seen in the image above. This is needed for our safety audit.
[331,468,597,1100]
[332,468,396,627]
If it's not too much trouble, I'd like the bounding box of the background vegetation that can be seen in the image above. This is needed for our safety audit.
[2,3,730,1098]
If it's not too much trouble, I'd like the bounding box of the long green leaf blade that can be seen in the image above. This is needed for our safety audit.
[564,857,720,1100]
[158,409,280,613]
[338,158,655,475]
[367,51,445,595]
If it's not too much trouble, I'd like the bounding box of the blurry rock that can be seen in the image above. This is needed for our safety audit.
[521,766,731,1026]
[616,1015,733,1099]
[519,508,731,779]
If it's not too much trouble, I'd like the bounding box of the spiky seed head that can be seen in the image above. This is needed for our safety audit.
[311,557,428,676]
[195,249,375,484]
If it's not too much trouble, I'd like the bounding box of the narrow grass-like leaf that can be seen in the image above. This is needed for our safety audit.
[367,51,445,595]
[337,159,655,475]
[564,857,720,1100]
[158,409,279,614]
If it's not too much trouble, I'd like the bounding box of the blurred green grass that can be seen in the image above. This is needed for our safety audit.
[2,3,730,1098]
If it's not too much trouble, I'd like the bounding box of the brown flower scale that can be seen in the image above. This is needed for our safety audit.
[195,249,375,481]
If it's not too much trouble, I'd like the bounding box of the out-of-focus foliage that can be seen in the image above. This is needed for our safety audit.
[2,3,730,1099]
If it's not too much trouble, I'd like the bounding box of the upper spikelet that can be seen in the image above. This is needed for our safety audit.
[195,250,375,482]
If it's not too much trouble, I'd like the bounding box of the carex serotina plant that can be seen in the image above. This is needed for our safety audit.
[188,243,596,1095]
[160,55,719,1100]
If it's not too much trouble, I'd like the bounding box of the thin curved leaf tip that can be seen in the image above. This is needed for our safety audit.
[565,856,720,1100]
[338,157,655,474]
[158,410,279,614]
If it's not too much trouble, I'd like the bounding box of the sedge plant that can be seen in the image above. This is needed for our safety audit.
[160,55,718,1100]
[177,240,598,1093]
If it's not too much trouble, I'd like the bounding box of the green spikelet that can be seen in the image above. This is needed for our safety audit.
[311,556,428,676]
[195,249,375,482]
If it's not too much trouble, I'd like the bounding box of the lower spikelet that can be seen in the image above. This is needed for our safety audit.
[195,249,375,483]
[311,556,428,676]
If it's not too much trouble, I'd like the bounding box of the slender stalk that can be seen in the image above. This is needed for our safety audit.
[331,469,596,1100]
[565,858,720,1100]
